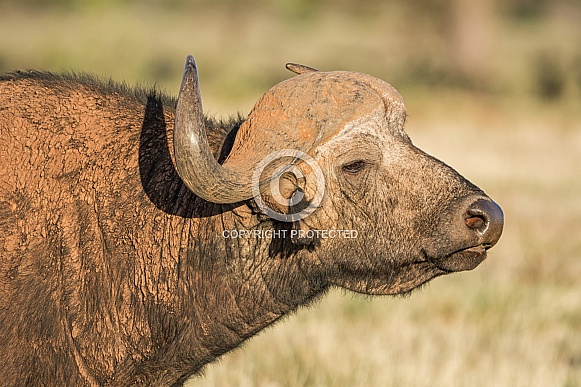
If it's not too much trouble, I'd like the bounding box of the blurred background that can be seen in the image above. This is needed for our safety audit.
[1,0,580,386]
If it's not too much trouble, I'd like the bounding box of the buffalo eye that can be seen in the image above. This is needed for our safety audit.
[341,160,367,174]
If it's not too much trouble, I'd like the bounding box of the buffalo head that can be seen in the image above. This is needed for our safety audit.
[173,55,503,295]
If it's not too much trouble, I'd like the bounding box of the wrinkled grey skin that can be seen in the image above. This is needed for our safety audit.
[0,59,502,386]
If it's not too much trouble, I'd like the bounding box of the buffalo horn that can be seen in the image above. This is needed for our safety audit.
[173,56,254,203]
[285,63,319,75]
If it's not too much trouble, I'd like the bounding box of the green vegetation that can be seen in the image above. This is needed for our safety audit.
[0,1,579,385]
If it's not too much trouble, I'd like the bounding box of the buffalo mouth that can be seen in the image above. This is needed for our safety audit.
[428,245,489,273]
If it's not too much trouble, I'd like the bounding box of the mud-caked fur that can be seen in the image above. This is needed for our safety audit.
[0,69,495,386]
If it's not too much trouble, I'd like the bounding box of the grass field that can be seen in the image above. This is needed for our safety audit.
[1,1,580,386]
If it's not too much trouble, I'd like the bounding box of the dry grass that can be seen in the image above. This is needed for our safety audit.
[0,2,579,386]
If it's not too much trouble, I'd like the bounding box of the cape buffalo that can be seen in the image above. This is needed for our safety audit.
[0,56,503,386]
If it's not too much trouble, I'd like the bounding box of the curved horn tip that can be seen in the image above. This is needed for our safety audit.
[179,55,201,96]
[185,55,196,66]
[285,63,319,75]
[183,55,198,74]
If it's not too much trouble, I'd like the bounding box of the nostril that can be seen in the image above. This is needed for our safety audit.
[465,198,504,247]
[465,204,489,233]
[465,215,486,230]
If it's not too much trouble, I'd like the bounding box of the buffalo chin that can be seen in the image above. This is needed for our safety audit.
[432,246,488,272]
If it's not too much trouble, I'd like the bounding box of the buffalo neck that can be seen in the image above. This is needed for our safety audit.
[134,203,328,378]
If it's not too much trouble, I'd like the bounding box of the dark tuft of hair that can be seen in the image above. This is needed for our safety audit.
[1,69,246,136]
[0,69,177,108]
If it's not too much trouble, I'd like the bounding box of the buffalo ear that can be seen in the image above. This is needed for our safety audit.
[285,63,319,75]
[258,165,319,246]
[291,219,315,245]
[287,188,316,245]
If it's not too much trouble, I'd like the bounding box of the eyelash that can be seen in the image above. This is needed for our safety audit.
[341,160,367,174]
